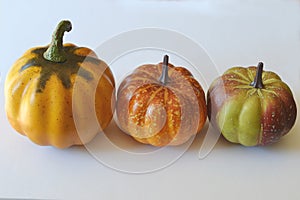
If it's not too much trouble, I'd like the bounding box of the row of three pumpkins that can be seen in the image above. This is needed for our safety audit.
[5,20,297,148]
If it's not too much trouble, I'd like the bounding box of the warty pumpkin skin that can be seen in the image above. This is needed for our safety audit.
[5,20,115,148]
[116,55,207,147]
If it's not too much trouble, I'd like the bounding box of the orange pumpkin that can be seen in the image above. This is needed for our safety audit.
[5,20,115,148]
[116,55,207,146]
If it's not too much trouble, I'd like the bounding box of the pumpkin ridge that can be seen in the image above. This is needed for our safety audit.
[231,69,251,82]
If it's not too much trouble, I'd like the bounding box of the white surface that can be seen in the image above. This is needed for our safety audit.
[1,0,300,199]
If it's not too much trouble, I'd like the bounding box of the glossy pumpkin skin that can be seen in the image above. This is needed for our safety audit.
[207,65,297,146]
[116,57,207,146]
[5,21,115,148]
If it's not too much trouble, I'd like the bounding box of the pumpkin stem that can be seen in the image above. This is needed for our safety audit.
[159,55,169,85]
[43,20,72,63]
[250,62,264,89]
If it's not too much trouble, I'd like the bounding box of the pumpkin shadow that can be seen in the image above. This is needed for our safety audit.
[187,122,236,154]
[85,117,300,159]
[88,119,235,154]
[84,119,200,172]
[187,119,300,158]
[86,118,209,156]
[86,120,162,153]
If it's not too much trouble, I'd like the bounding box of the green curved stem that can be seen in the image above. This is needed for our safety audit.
[43,20,72,63]
[159,55,169,85]
[250,62,264,89]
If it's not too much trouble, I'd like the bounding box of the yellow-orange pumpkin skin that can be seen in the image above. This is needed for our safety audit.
[116,56,207,147]
[5,20,115,148]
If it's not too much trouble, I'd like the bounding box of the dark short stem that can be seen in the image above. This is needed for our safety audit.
[250,62,264,89]
[43,20,72,63]
[159,55,169,85]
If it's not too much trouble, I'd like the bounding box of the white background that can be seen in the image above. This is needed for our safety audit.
[1,0,300,199]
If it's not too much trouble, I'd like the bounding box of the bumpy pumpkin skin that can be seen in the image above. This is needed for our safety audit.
[5,21,115,148]
[116,59,207,147]
[207,66,297,146]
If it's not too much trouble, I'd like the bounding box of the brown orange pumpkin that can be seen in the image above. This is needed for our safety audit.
[116,55,207,146]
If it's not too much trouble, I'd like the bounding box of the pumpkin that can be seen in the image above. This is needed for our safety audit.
[5,20,115,148]
[116,55,207,146]
[207,62,297,146]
